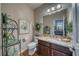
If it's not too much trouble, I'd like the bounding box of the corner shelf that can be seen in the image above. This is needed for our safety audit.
[2,13,21,56]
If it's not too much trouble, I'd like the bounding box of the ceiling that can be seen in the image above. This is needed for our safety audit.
[26,3,43,9]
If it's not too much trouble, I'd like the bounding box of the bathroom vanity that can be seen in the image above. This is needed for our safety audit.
[35,7,73,56]
[35,36,72,56]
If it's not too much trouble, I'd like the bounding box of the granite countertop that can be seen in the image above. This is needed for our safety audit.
[35,36,73,48]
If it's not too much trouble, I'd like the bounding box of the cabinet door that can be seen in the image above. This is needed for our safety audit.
[53,49,67,56]
[37,44,42,55]
[37,44,50,56]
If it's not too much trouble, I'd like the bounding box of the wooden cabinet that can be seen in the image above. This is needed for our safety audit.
[37,40,72,56]
[50,43,72,56]
[37,40,51,56]
[37,44,50,56]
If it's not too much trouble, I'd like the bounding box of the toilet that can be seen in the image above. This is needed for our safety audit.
[27,38,38,55]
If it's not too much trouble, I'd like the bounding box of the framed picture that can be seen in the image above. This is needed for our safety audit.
[19,20,30,34]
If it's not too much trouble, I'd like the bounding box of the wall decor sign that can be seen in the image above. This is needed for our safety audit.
[19,20,30,34]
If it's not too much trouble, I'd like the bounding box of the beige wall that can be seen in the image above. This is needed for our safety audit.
[43,15,54,35]
[43,15,53,28]
[67,6,72,23]
[1,3,34,53]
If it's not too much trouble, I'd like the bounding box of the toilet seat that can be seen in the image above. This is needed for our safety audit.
[27,42,37,48]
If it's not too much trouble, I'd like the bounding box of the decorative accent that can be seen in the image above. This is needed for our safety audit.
[66,22,72,34]
[2,13,21,56]
[35,23,41,32]
[19,20,30,34]
[43,26,50,34]
[66,20,72,38]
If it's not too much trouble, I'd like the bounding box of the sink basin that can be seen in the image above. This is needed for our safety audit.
[61,38,71,42]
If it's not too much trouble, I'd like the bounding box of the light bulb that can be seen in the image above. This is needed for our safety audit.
[51,7,55,11]
[47,9,50,12]
[57,4,62,9]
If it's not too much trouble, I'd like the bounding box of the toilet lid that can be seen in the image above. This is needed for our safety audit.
[27,42,37,48]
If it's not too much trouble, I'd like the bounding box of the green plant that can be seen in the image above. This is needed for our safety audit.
[1,13,8,24]
[35,23,41,32]
[66,22,72,33]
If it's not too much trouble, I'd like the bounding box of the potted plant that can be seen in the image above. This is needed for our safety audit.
[66,21,72,38]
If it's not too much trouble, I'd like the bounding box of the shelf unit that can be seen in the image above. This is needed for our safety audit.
[1,13,21,56]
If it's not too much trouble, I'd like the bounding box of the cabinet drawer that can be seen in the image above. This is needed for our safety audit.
[38,40,50,47]
[53,49,68,56]
[50,43,72,55]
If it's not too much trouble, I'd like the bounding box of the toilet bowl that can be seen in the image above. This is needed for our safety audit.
[27,42,37,55]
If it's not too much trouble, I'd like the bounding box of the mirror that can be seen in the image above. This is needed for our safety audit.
[43,9,72,38]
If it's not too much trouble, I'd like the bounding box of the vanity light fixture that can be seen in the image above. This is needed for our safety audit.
[56,4,62,9]
[47,4,62,14]
[51,7,55,11]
